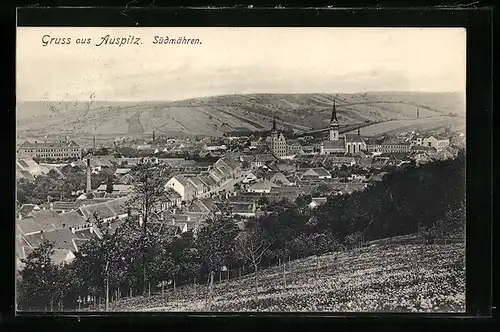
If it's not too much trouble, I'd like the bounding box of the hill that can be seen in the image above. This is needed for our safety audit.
[16,92,464,138]
[91,235,465,312]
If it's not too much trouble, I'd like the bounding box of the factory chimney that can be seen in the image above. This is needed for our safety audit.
[93,136,96,151]
[417,108,419,119]
[357,127,360,136]
[152,131,155,143]
[86,156,92,194]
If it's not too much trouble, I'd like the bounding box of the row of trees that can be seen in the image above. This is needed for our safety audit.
[16,153,465,311]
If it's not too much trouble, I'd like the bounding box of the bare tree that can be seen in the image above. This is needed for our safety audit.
[236,227,274,300]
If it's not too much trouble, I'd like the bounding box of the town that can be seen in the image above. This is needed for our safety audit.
[15,101,466,312]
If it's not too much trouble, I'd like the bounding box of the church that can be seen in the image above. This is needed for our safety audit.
[320,100,366,155]
[266,118,288,158]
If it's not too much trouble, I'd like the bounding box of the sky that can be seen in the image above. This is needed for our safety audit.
[17,27,466,102]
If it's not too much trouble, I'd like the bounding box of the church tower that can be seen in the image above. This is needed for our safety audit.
[329,100,339,141]
[268,117,287,158]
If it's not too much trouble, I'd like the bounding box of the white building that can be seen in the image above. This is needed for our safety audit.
[166,175,197,202]
[423,135,450,151]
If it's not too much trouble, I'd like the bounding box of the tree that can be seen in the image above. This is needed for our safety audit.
[312,183,331,197]
[17,240,60,310]
[235,225,274,299]
[195,216,239,307]
[127,161,171,295]
[106,177,114,194]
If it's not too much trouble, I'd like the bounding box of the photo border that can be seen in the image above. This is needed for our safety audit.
[5,5,494,329]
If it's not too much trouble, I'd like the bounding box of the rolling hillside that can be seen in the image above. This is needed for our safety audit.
[16,92,465,138]
[88,235,465,312]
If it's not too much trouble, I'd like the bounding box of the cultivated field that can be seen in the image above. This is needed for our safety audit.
[349,116,465,136]
[16,92,464,138]
[93,236,465,313]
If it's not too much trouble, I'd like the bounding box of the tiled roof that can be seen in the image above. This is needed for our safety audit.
[30,210,64,229]
[24,228,75,251]
[187,176,205,188]
[115,168,131,174]
[344,134,364,143]
[19,204,40,217]
[118,173,135,184]
[323,140,345,149]
[248,179,276,190]
[80,203,116,220]
[198,175,217,188]
[52,201,81,211]
[312,167,331,177]
[229,202,255,214]
[20,140,80,148]
[51,249,73,265]
[271,186,314,194]
[58,211,88,227]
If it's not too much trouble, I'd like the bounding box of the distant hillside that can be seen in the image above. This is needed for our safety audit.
[16,92,465,138]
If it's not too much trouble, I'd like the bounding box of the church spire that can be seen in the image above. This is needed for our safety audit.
[331,99,338,122]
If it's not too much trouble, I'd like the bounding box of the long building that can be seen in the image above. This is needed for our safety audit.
[17,139,82,160]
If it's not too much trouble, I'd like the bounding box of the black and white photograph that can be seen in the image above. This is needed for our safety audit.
[16,27,466,313]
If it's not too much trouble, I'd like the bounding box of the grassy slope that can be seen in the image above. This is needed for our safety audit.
[96,235,465,313]
[16,92,464,138]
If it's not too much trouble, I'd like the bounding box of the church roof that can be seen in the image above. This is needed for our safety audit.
[331,100,338,122]
[345,134,364,143]
[322,140,345,150]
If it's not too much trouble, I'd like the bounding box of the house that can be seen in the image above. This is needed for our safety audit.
[17,139,82,160]
[423,135,450,151]
[270,172,292,186]
[203,144,227,151]
[326,156,356,167]
[242,172,258,184]
[16,166,35,182]
[96,184,134,194]
[379,138,412,153]
[410,145,437,153]
[18,204,41,218]
[16,210,65,235]
[269,186,315,202]
[276,162,297,174]
[166,175,197,202]
[228,202,256,218]
[23,225,100,254]
[247,179,278,193]
[301,167,332,180]
[79,197,129,223]
[309,197,328,209]
[114,168,131,176]
[186,176,207,195]
[117,173,135,185]
[51,249,76,266]
[197,175,217,191]
[287,144,305,156]
[16,158,43,177]
[249,154,276,168]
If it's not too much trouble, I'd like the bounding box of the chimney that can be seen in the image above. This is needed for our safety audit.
[86,157,92,193]
[358,128,361,136]
[93,136,96,151]
[153,131,155,142]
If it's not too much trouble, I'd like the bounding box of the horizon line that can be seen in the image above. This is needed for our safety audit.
[17,90,465,103]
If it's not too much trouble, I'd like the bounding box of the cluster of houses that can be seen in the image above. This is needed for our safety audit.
[16,123,464,271]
